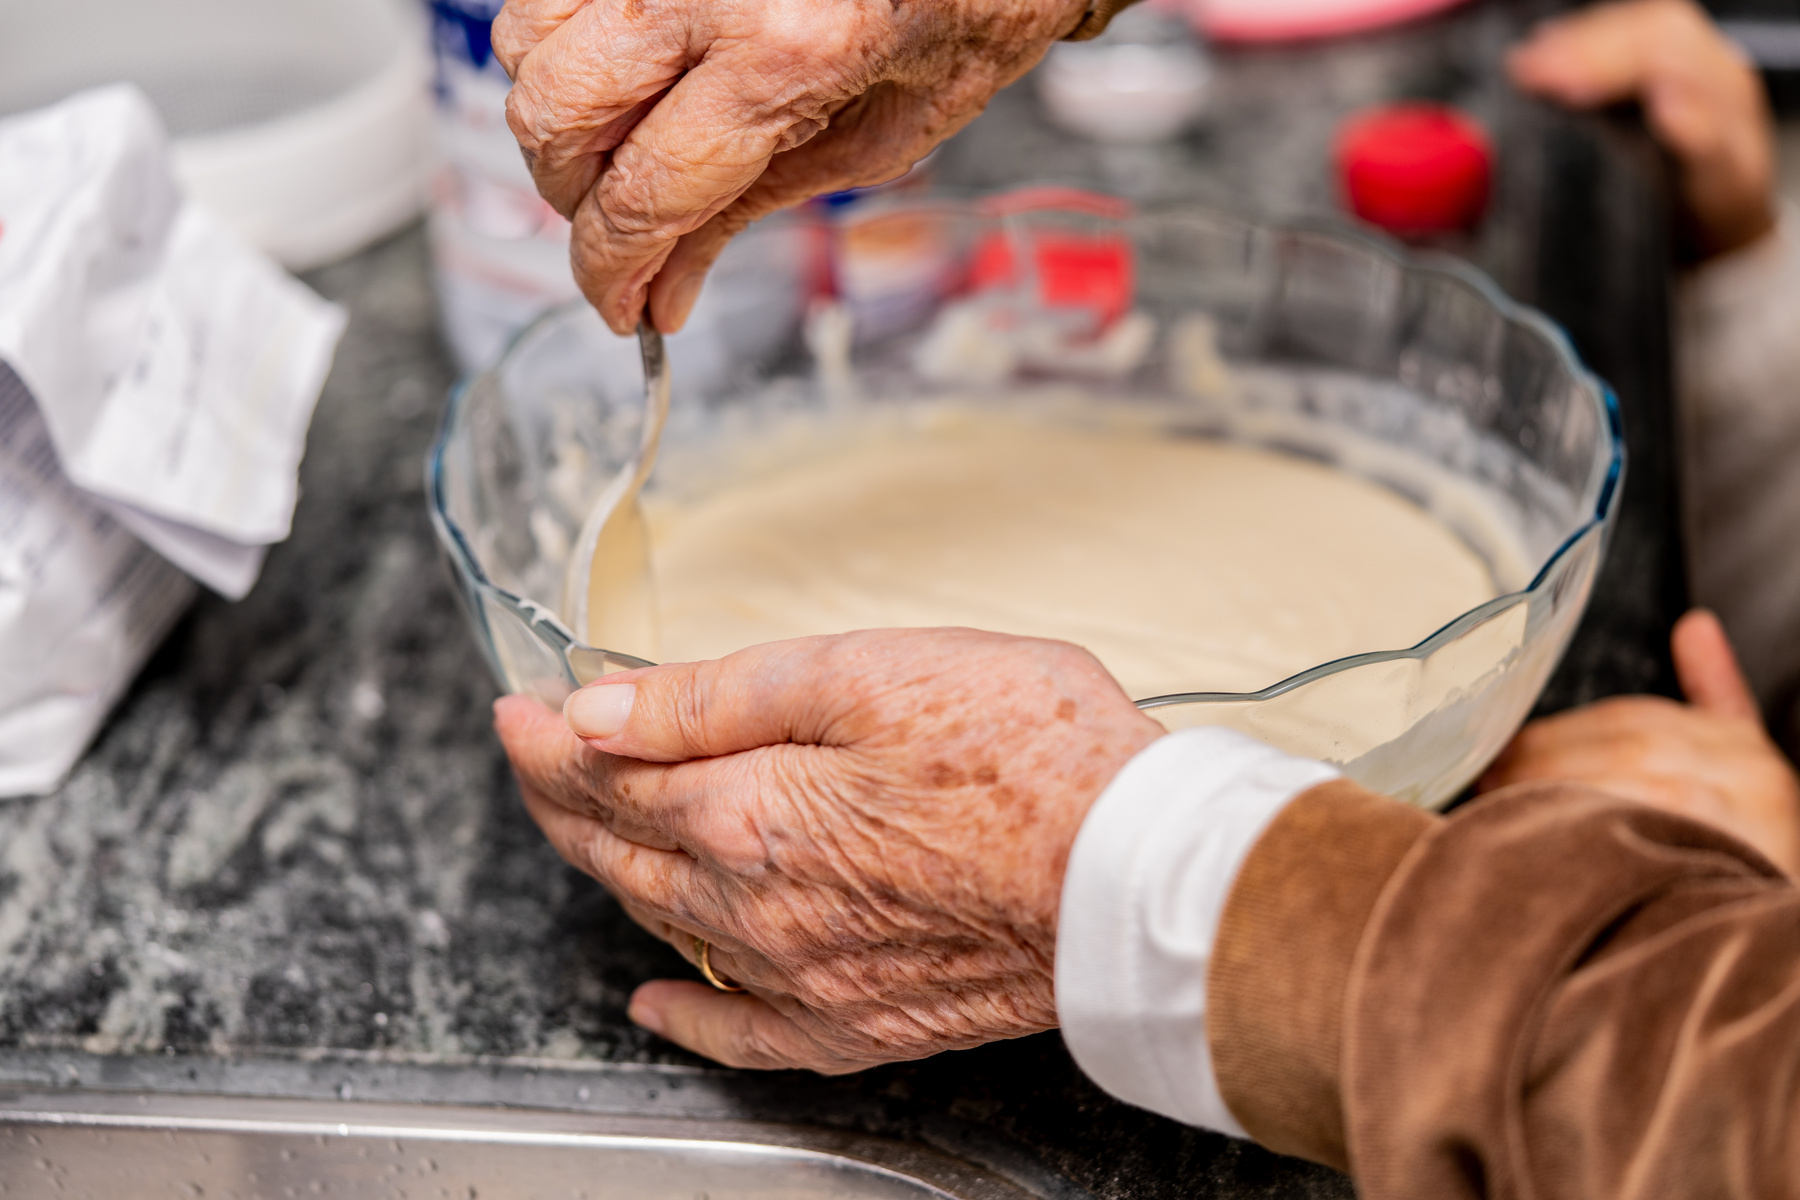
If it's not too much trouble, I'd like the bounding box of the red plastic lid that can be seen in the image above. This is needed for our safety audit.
[1335,104,1492,236]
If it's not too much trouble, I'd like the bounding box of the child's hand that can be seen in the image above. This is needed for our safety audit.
[1482,610,1800,876]
[1508,0,1777,259]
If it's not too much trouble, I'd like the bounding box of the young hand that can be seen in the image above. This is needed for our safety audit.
[1507,0,1777,259]
[1481,609,1800,875]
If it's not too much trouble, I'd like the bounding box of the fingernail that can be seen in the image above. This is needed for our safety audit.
[564,683,636,738]
[628,995,665,1035]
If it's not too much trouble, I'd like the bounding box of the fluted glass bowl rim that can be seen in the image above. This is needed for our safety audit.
[427,204,1624,704]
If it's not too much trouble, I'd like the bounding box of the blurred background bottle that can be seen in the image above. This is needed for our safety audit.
[426,0,582,373]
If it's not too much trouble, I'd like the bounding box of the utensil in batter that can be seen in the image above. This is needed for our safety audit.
[562,321,670,655]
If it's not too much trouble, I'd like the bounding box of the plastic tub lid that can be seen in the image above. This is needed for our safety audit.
[1336,103,1492,236]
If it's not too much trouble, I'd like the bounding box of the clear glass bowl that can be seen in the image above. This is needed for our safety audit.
[428,194,1621,809]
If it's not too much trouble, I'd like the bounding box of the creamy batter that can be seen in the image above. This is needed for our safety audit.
[625,413,1499,699]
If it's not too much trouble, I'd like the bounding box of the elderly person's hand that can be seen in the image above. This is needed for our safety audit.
[493,628,1163,1071]
[1481,609,1800,875]
[491,0,1092,336]
[1506,0,1776,259]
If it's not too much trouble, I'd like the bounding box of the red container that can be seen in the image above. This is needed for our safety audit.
[1336,103,1492,236]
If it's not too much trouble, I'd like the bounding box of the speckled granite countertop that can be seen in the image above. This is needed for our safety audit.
[0,5,1682,1197]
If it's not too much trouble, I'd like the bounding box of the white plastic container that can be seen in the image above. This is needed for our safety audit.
[1038,6,1211,144]
[0,0,433,270]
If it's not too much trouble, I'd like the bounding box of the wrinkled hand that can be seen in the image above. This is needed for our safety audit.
[492,0,1087,335]
[494,628,1163,1072]
[1506,0,1776,259]
[1481,610,1800,875]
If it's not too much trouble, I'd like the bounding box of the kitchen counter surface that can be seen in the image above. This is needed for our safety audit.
[0,5,1683,1197]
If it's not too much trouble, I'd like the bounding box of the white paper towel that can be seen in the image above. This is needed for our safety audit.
[0,364,196,796]
[0,86,346,596]
[0,84,346,795]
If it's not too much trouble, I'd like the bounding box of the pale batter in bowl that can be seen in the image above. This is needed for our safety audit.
[632,411,1499,701]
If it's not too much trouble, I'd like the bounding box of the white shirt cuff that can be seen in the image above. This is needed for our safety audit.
[1055,727,1339,1135]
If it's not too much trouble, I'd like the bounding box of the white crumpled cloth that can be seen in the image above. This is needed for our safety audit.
[0,85,346,796]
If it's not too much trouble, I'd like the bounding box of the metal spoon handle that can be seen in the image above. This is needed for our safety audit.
[631,320,672,498]
[562,320,672,651]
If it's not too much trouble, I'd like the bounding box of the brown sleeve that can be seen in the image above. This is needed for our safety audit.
[1207,779,1800,1199]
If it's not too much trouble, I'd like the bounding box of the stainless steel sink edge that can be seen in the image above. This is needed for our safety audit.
[0,1046,750,1122]
[1,1087,1046,1200]
[1,1048,1098,1200]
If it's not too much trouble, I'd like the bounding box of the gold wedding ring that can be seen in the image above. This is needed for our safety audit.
[694,936,746,993]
